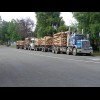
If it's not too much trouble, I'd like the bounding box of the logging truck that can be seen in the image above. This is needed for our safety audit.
[16,40,25,49]
[34,36,53,52]
[16,37,34,50]
[52,31,93,56]
[16,31,93,56]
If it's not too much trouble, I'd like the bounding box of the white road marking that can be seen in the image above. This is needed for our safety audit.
[16,50,100,64]
[68,59,100,63]
[88,58,100,61]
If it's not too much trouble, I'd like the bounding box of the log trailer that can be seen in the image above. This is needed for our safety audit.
[16,31,93,56]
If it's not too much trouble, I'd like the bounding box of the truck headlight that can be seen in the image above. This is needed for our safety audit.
[89,47,93,50]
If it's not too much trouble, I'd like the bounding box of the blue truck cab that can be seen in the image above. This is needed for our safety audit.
[68,34,93,55]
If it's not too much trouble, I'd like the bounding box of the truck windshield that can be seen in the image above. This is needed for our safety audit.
[75,35,87,40]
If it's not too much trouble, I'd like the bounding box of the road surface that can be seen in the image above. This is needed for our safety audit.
[0,46,100,87]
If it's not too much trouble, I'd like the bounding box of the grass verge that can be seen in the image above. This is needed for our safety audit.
[9,46,16,48]
[93,51,100,56]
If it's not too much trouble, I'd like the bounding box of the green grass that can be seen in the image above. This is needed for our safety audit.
[93,51,100,56]
[9,46,16,48]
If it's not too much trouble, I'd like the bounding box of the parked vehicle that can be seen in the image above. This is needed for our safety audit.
[16,31,93,56]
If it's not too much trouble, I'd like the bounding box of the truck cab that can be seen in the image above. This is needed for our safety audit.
[29,38,35,50]
[68,34,93,56]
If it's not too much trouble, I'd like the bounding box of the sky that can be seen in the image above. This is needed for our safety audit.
[0,12,77,30]
[0,12,77,24]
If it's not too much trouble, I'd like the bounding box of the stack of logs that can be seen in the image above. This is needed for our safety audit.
[19,41,25,46]
[41,36,53,46]
[53,32,67,46]
[35,36,53,46]
[34,38,41,46]
[34,32,67,47]
[25,38,30,45]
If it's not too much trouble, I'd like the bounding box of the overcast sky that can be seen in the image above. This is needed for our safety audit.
[0,12,77,26]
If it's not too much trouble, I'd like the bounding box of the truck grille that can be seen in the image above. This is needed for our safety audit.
[82,41,90,49]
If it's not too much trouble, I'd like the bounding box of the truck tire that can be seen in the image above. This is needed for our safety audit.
[24,47,26,50]
[26,47,28,50]
[48,48,50,52]
[16,46,19,49]
[25,46,28,50]
[66,48,70,55]
[21,46,22,49]
[55,49,59,54]
[24,47,25,50]
[44,48,46,52]
[42,48,44,52]
[52,49,55,53]
[22,46,24,49]
[28,46,30,50]
[34,48,36,51]
[29,46,32,51]
[86,53,93,56]
[44,48,47,52]
[36,48,38,51]
[73,48,77,56]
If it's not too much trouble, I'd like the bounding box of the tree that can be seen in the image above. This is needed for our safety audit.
[0,16,35,45]
[0,16,2,42]
[16,18,34,39]
[35,12,65,38]
[58,25,68,32]
[8,19,18,41]
[73,12,100,51]
[1,20,9,42]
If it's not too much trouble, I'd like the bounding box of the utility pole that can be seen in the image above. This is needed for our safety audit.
[87,34,89,40]
[99,32,100,52]
[82,29,83,34]
[69,27,70,32]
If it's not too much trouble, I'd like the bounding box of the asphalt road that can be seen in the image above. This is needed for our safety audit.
[0,45,100,87]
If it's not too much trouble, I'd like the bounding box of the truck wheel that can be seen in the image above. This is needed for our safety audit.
[44,48,47,52]
[52,49,55,53]
[66,48,70,55]
[37,48,39,51]
[28,46,30,50]
[30,48,32,50]
[55,49,58,54]
[42,48,43,52]
[47,48,49,52]
[46,49,48,52]
[73,48,77,56]
[26,47,28,50]
[42,48,44,52]
[44,48,46,52]
[16,46,19,49]
[22,46,24,49]
[29,47,32,51]
[87,53,93,56]
[36,48,38,51]
[34,48,36,51]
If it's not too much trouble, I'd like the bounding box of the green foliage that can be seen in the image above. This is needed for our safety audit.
[73,12,100,51]
[0,16,34,44]
[58,25,68,32]
[35,12,65,38]
[1,20,9,42]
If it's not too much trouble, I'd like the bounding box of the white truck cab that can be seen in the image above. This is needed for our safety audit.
[29,38,35,50]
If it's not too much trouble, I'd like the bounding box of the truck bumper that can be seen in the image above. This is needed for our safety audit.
[31,47,35,50]
[77,49,93,54]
